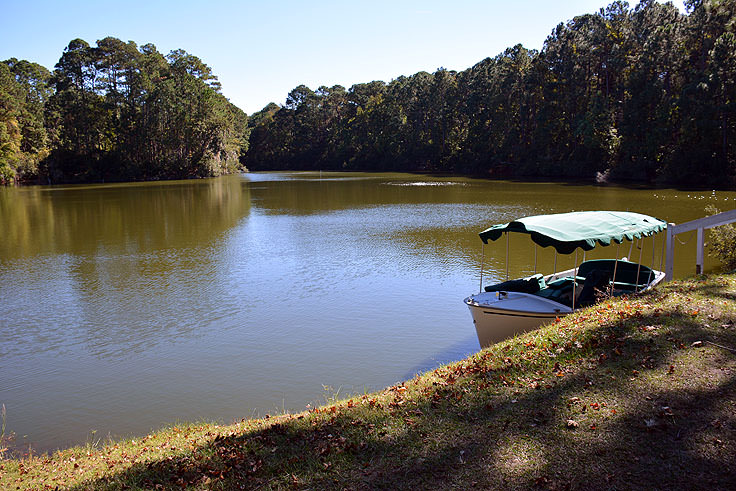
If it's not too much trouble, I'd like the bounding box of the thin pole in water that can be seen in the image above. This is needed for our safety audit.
[505,232,510,281]
[479,242,485,293]
[572,249,579,311]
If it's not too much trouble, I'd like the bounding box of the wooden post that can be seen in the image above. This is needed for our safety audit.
[665,223,675,281]
[696,227,704,275]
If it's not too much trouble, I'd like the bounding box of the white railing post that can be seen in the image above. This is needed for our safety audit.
[696,227,704,275]
[665,223,675,281]
[664,208,736,281]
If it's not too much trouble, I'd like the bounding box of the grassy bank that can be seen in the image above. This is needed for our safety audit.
[2,274,736,489]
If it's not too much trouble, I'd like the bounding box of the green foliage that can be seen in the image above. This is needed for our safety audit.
[42,38,249,182]
[0,63,24,182]
[706,205,736,270]
[4,0,735,186]
[246,0,736,187]
[2,36,249,184]
[0,58,53,183]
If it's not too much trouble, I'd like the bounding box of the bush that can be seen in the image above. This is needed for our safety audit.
[706,205,736,271]
[0,162,16,184]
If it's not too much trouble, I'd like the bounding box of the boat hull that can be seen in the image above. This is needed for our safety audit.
[464,291,572,348]
[465,267,666,348]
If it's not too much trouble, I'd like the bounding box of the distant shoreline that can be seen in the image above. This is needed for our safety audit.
[5,167,731,192]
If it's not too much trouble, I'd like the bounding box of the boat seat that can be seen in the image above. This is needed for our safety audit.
[485,273,546,294]
[546,276,583,288]
[577,269,611,306]
[610,280,642,292]
[526,273,546,290]
[535,276,581,307]
[577,259,654,289]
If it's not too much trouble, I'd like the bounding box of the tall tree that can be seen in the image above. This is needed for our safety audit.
[1,58,52,182]
[44,38,248,183]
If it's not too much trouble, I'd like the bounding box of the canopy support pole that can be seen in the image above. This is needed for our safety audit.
[572,249,578,311]
[479,242,485,293]
[505,232,509,281]
[648,235,656,286]
[553,251,557,277]
[635,238,644,292]
[534,245,537,274]
[628,239,634,260]
[610,243,621,296]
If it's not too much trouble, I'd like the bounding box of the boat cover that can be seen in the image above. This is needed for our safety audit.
[478,211,667,254]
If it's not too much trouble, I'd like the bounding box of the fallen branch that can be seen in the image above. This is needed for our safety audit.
[705,340,736,353]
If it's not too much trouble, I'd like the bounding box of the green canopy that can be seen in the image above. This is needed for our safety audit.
[478,211,667,254]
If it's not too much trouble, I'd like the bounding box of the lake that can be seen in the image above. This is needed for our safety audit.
[0,172,730,453]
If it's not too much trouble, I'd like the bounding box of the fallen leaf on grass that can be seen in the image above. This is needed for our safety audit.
[566,420,579,428]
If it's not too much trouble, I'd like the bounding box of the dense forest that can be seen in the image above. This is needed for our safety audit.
[1,38,248,184]
[1,0,735,187]
[246,0,736,187]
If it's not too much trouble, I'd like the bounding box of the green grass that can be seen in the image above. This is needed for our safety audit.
[2,274,736,489]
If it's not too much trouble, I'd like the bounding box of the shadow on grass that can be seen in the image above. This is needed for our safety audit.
[71,280,736,490]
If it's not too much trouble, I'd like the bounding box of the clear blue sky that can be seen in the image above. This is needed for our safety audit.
[1,1,685,114]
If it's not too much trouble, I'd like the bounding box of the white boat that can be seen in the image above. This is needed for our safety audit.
[464,211,667,348]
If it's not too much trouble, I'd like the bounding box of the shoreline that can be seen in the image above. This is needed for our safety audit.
[2,273,735,489]
[4,168,733,192]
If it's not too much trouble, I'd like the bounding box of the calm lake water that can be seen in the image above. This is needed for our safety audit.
[0,172,731,453]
